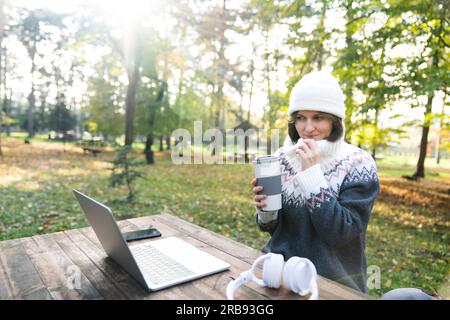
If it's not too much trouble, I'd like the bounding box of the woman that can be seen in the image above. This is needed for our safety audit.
[251,70,380,293]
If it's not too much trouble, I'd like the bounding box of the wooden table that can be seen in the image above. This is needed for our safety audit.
[0,213,371,300]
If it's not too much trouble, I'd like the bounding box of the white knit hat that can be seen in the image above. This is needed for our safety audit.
[288,70,345,119]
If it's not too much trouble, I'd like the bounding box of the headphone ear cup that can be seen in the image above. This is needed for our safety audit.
[283,257,315,296]
[262,253,284,288]
[282,256,296,292]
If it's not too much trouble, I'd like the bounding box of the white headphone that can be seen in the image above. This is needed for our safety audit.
[226,253,319,300]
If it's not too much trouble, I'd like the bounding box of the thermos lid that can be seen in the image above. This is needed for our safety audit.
[253,155,280,164]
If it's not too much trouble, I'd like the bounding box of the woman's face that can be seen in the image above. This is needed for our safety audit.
[295,110,333,141]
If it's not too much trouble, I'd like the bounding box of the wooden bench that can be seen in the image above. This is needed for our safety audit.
[0,213,372,300]
[82,147,101,157]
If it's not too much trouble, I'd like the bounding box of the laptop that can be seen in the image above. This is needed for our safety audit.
[72,189,230,292]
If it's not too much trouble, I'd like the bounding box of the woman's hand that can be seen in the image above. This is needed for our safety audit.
[251,178,267,210]
[296,139,321,171]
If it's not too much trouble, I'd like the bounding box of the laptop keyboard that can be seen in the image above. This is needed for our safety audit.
[130,244,195,285]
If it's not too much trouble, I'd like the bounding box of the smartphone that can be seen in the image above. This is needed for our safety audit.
[123,228,161,242]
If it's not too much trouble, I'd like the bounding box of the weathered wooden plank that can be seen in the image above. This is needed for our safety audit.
[0,213,370,300]
[77,226,102,250]
[79,214,258,298]
[0,239,52,299]
[78,216,242,299]
[154,214,262,264]
[53,231,128,300]
[66,227,193,299]
[77,219,197,300]
[126,218,231,300]
[127,216,274,300]
[145,215,291,299]
[77,220,147,250]
[316,275,370,300]
[20,234,102,300]
[150,214,370,300]
[64,228,148,299]
[76,218,145,251]
[0,247,13,299]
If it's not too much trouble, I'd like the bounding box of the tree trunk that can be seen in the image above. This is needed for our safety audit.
[244,136,249,163]
[176,68,184,127]
[27,35,37,138]
[247,59,255,122]
[0,0,4,155]
[4,89,10,136]
[5,97,10,136]
[0,104,2,157]
[435,95,446,164]
[175,24,187,131]
[0,121,2,157]
[247,42,257,123]
[411,45,439,179]
[27,87,35,138]
[371,109,379,159]
[165,135,171,150]
[144,133,154,165]
[215,0,227,132]
[263,30,271,126]
[0,32,2,156]
[124,62,139,146]
[411,94,433,179]
[343,0,355,142]
[315,3,326,71]
[238,90,243,118]
[159,135,163,151]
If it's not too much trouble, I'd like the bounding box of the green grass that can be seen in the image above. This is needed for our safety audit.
[0,137,448,298]
[9,132,52,142]
[377,154,450,180]
[4,132,160,152]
